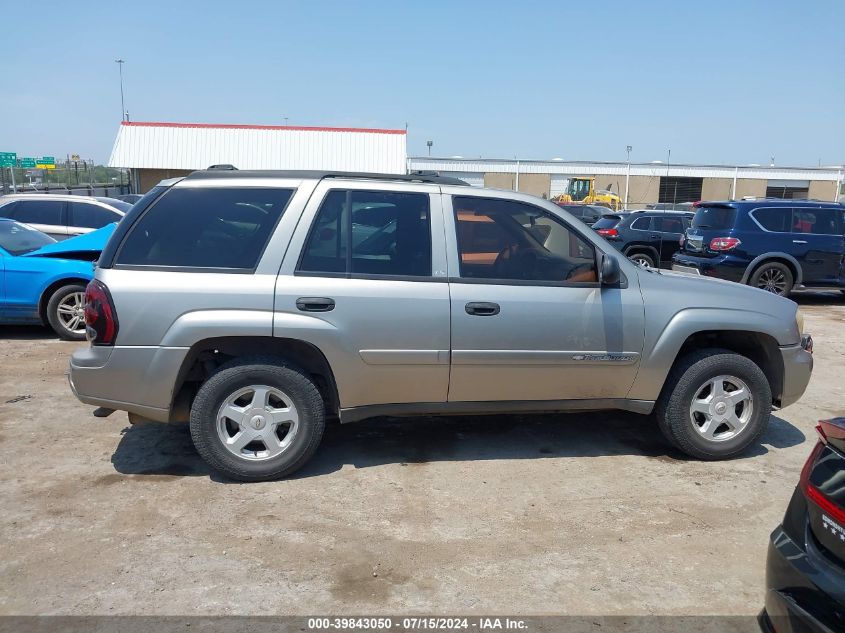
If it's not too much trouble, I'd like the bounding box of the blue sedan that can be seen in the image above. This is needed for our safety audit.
[0,218,116,339]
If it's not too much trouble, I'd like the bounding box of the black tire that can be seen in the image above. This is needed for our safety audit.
[189,356,325,481]
[627,252,656,268]
[655,348,771,460]
[749,261,794,296]
[45,284,87,341]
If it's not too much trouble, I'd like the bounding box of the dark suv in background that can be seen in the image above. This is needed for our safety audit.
[554,203,607,226]
[673,199,845,296]
[593,210,692,268]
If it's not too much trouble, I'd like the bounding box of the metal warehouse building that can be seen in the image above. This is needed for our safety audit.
[407,157,843,206]
[108,121,842,203]
[109,121,407,192]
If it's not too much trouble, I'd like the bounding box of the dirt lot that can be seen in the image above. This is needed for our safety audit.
[1,294,844,616]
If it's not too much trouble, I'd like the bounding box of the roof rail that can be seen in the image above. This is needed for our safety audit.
[185,169,469,186]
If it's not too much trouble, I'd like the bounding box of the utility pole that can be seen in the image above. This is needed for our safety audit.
[115,59,127,121]
[625,145,632,209]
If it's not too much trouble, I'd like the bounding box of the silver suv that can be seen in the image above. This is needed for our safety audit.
[69,170,814,481]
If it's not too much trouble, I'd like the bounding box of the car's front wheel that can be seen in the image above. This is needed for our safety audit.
[189,357,325,481]
[655,348,771,460]
[46,284,88,340]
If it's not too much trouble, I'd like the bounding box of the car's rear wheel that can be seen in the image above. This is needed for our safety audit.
[189,357,325,481]
[750,262,793,296]
[655,348,771,460]
[627,252,655,268]
[46,284,87,341]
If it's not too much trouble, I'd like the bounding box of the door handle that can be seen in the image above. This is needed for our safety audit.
[650,234,661,239]
[792,240,808,244]
[296,297,335,312]
[465,301,500,316]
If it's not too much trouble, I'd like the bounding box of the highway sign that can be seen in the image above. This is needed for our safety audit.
[0,152,16,167]
[37,156,55,165]
[19,158,36,168]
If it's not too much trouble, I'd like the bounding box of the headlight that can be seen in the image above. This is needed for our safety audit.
[796,309,805,335]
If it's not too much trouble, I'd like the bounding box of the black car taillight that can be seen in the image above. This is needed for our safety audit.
[84,280,119,346]
[800,420,845,527]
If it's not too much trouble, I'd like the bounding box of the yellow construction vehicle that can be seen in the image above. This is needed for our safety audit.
[553,177,622,210]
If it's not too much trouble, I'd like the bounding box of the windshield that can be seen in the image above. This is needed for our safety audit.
[567,179,591,201]
[592,215,622,229]
[0,219,56,255]
[691,205,737,230]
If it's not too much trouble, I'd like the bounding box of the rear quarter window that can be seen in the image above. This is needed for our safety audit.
[115,187,294,270]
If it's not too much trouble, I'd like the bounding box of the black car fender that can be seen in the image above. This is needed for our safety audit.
[740,252,804,285]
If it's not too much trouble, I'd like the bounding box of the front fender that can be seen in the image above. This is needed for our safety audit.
[627,306,800,401]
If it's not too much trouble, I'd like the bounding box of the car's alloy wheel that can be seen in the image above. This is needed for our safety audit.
[216,385,300,461]
[57,292,86,333]
[750,262,794,296]
[628,253,654,268]
[757,268,787,294]
[189,357,325,481]
[46,284,88,341]
[655,348,771,460]
[688,375,753,442]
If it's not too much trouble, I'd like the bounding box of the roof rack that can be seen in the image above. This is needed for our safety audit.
[186,169,469,186]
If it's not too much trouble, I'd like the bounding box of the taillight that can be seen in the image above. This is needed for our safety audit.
[709,237,741,251]
[679,234,685,246]
[597,228,619,238]
[84,280,119,346]
[800,421,845,526]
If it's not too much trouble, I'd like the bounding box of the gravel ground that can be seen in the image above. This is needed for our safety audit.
[0,293,843,616]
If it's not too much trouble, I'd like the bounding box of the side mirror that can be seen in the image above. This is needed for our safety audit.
[600,254,621,286]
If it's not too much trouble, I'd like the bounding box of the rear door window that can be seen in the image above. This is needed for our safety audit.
[115,187,294,270]
[752,207,792,232]
[70,201,121,229]
[654,216,685,233]
[298,190,432,277]
[8,199,65,226]
[792,208,843,235]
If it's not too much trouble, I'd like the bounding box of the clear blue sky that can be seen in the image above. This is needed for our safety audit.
[2,0,843,166]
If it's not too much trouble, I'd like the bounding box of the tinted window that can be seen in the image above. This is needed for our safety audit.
[792,208,842,235]
[592,216,622,230]
[0,201,18,217]
[70,201,120,229]
[116,188,293,269]
[752,207,792,232]
[0,220,55,255]
[298,190,431,277]
[453,196,597,283]
[692,206,737,230]
[8,199,64,225]
[654,216,684,233]
[630,216,652,230]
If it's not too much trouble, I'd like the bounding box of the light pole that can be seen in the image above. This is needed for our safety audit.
[115,59,126,121]
[624,145,632,209]
[426,140,433,157]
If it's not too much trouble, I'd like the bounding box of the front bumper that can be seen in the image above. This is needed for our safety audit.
[762,526,845,632]
[779,342,813,408]
[672,252,749,283]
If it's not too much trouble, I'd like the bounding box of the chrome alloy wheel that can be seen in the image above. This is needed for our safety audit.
[756,268,787,294]
[689,375,754,442]
[56,291,86,334]
[216,385,299,461]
